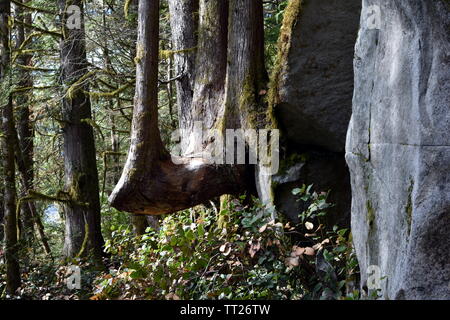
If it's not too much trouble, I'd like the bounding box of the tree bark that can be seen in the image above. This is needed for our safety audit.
[15,0,35,244]
[181,0,228,156]
[1,0,21,294]
[109,0,267,215]
[58,0,104,259]
[168,0,198,130]
[0,160,5,241]
[225,0,267,130]
[131,214,147,236]
[102,0,121,188]
[0,164,4,241]
[13,133,52,255]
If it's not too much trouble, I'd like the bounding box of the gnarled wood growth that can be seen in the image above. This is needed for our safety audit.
[109,0,267,215]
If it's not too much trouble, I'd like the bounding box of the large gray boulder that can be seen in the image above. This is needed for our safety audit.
[276,0,361,153]
[273,151,351,227]
[346,0,450,299]
[270,0,361,227]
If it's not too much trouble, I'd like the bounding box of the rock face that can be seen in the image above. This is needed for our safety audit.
[270,0,361,227]
[276,0,361,153]
[346,0,450,299]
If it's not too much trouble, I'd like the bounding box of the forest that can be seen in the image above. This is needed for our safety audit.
[0,0,449,301]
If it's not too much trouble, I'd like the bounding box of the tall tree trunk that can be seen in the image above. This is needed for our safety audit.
[226,0,272,209]
[58,0,104,259]
[109,0,267,215]
[0,163,4,241]
[225,0,267,130]
[168,0,198,131]
[1,0,21,294]
[0,181,5,241]
[13,133,52,255]
[10,5,51,251]
[15,0,34,244]
[102,0,121,188]
[183,0,228,156]
[123,0,158,234]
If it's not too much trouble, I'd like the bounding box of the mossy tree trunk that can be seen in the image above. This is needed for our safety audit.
[225,0,267,130]
[15,0,35,245]
[58,0,104,259]
[0,190,3,242]
[109,0,268,215]
[102,0,121,189]
[184,0,228,155]
[131,214,148,236]
[0,161,4,241]
[1,0,21,295]
[14,121,52,255]
[122,0,160,233]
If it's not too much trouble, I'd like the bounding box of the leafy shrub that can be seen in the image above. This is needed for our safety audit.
[93,185,360,300]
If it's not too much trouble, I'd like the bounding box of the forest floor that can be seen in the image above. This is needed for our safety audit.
[1,187,362,300]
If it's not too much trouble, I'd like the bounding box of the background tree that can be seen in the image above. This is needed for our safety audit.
[0,163,4,242]
[58,0,104,259]
[1,0,21,294]
[15,0,36,245]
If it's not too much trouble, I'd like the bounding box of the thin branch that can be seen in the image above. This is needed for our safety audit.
[14,20,62,39]
[11,0,57,15]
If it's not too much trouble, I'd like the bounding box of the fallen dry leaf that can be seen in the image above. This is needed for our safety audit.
[292,246,305,256]
[220,243,232,256]
[249,241,261,258]
[285,257,299,267]
[304,247,315,256]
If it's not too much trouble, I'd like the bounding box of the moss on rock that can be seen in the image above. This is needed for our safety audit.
[266,0,303,129]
